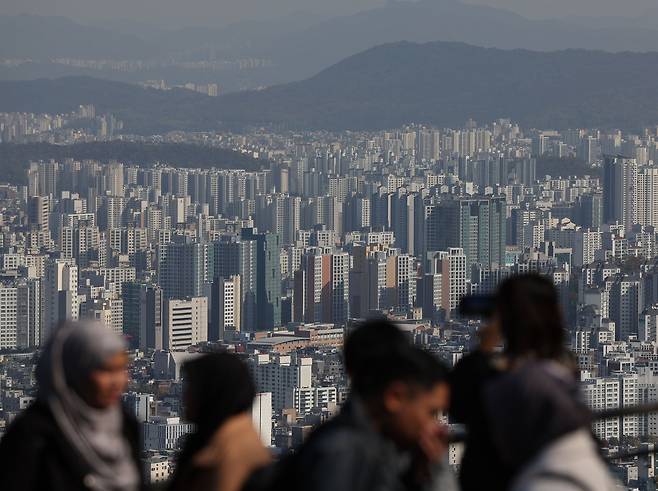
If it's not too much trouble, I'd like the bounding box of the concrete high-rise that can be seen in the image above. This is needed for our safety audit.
[294,251,330,324]
[330,252,350,325]
[211,236,258,332]
[123,282,163,350]
[385,253,417,311]
[163,297,208,350]
[160,237,208,300]
[16,278,40,349]
[603,156,638,230]
[431,248,467,317]
[42,258,79,341]
[250,354,312,412]
[637,167,658,228]
[436,196,506,268]
[577,193,603,229]
[104,162,124,196]
[241,228,281,330]
[293,250,350,325]
[0,285,18,349]
[609,275,644,341]
[210,275,241,341]
[27,195,51,234]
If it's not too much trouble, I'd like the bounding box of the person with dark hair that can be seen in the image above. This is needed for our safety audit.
[272,318,452,491]
[494,273,567,361]
[342,317,409,378]
[0,321,142,491]
[451,274,615,491]
[168,353,271,491]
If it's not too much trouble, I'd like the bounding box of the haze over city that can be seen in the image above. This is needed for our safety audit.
[1,1,658,491]
[2,0,658,26]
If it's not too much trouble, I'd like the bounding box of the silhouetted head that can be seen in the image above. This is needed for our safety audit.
[494,274,566,361]
[182,353,255,435]
[344,319,449,449]
[343,317,409,379]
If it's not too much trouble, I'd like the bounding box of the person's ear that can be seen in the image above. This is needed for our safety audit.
[382,381,409,413]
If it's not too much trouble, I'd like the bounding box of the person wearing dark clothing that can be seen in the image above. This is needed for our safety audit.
[0,321,142,491]
[168,353,271,491]
[449,349,506,491]
[0,400,141,491]
[450,274,615,491]
[272,319,453,491]
[484,360,591,472]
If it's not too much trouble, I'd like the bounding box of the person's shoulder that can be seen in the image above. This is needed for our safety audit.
[302,419,375,462]
[121,407,140,435]
[451,350,499,381]
[2,402,53,440]
[0,402,54,465]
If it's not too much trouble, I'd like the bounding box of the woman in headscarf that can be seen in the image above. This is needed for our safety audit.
[0,321,142,491]
[168,353,271,491]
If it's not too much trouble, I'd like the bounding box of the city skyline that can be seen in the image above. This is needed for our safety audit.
[2,2,658,488]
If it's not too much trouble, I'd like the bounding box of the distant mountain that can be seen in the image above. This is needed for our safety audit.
[3,5,658,90]
[212,41,658,130]
[259,0,658,81]
[0,15,157,60]
[5,42,658,132]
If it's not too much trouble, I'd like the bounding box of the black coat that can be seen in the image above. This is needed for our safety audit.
[449,350,509,491]
[269,398,448,491]
[0,401,143,491]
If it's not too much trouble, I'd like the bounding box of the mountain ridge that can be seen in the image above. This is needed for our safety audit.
[3,6,658,89]
[4,41,658,132]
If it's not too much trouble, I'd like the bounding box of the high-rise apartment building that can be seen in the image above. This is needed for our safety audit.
[42,258,79,341]
[241,228,281,330]
[603,156,638,230]
[637,167,658,228]
[436,196,506,268]
[163,297,208,350]
[386,253,417,311]
[608,275,644,341]
[160,238,208,300]
[27,195,51,234]
[0,286,18,349]
[435,248,467,317]
[122,282,163,350]
[210,275,241,341]
[250,354,312,412]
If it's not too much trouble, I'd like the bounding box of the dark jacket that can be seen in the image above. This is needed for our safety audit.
[270,398,450,491]
[0,401,143,491]
[449,350,508,491]
[450,354,593,491]
[483,360,592,477]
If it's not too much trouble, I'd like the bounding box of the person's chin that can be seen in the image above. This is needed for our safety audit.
[104,395,122,407]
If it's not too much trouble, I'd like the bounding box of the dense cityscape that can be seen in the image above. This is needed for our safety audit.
[1,109,658,487]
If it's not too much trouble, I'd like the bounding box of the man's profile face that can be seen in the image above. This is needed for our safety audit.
[383,381,449,448]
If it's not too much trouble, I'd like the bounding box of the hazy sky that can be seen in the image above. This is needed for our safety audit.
[1,0,657,27]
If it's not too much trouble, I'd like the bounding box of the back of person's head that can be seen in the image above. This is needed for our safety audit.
[495,274,566,360]
[182,353,255,433]
[344,318,448,401]
[354,344,449,402]
[343,317,409,379]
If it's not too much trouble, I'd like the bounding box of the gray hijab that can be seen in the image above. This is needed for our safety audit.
[36,321,140,491]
